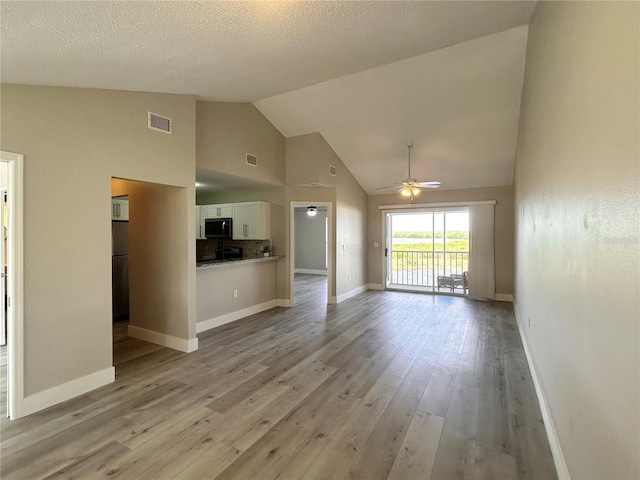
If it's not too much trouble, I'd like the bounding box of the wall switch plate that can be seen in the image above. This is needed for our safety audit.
[233,289,238,298]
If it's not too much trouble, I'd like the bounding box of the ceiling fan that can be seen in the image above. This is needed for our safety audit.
[376,141,441,198]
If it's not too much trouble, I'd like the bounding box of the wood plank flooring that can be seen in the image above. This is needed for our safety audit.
[0,274,557,479]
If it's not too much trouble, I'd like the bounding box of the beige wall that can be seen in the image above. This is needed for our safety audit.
[197,101,285,186]
[294,207,328,272]
[197,261,277,324]
[335,164,368,297]
[513,2,639,478]
[1,84,196,397]
[286,133,335,187]
[368,186,514,294]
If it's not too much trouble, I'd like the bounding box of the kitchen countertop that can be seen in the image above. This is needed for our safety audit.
[196,255,282,269]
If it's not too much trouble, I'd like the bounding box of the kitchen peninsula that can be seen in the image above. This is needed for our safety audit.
[196,255,282,334]
[196,200,283,334]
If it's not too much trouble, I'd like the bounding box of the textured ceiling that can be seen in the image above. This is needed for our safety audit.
[1,1,535,193]
[256,26,529,194]
[1,1,535,102]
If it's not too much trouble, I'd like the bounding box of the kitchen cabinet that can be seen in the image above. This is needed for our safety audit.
[233,201,270,240]
[203,204,233,219]
[112,197,129,221]
[195,206,206,240]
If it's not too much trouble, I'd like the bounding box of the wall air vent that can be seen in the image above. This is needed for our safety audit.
[329,165,337,176]
[246,153,258,167]
[148,112,172,134]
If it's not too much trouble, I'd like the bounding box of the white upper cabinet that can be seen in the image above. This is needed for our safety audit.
[112,197,129,221]
[203,204,233,219]
[232,202,270,240]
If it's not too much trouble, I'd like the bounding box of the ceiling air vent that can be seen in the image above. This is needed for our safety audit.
[329,165,337,176]
[148,112,172,134]
[246,153,258,167]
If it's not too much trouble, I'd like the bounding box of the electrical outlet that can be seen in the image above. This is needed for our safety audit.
[528,317,531,328]
[233,289,238,298]
[373,242,379,248]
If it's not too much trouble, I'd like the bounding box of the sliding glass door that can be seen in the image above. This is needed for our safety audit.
[386,209,469,294]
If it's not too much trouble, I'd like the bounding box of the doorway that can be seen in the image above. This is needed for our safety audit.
[110,177,195,373]
[0,151,23,419]
[290,202,333,306]
[385,209,469,295]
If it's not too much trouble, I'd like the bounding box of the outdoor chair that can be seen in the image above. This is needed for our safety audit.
[452,271,469,294]
[437,275,456,292]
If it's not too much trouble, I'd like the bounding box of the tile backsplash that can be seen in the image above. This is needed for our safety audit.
[196,238,271,260]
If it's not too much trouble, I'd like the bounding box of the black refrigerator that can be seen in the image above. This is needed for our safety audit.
[112,221,129,321]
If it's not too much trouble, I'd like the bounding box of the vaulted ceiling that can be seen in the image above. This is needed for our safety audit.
[1,1,536,193]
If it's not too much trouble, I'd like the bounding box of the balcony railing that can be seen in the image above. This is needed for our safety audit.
[390,250,469,290]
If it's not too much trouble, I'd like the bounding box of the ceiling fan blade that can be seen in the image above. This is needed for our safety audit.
[376,184,402,190]
[417,181,441,188]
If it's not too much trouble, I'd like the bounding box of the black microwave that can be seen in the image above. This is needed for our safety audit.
[205,218,232,239]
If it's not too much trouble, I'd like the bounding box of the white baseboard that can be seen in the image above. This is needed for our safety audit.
[196,300,277,334]
[513,300,570,480]
[368,283,384,291]
[336,284,368,303]
[294,268,327,275]
[128,325,198,353]
[276,299,292,308]
[18,367,115,419]
[495,293,514,302]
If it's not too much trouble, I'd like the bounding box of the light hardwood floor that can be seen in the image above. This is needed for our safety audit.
[0,274,557,479]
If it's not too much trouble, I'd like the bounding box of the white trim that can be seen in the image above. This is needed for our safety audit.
[196,300,277,334]
[336,284,367,303]
[368,283,384,291]
[513,300,570,480]
[128,325,198,353]
[276,299,292,308]
[294,268,327,276]
[495,293,513,302]
[378,200,496,210]
[1,151,24,420]
[0,187,5,347]
[19,367,115,419]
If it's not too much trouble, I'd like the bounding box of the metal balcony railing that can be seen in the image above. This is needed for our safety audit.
[389,250,469,289]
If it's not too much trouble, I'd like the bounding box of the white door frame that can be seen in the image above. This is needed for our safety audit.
[289,201,334,305]
[1,151,24,419]
[1,187,6,347]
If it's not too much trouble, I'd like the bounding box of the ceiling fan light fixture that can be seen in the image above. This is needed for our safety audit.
[375,141,440,196]
[400,185,420,197]
[307,206,317,217]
